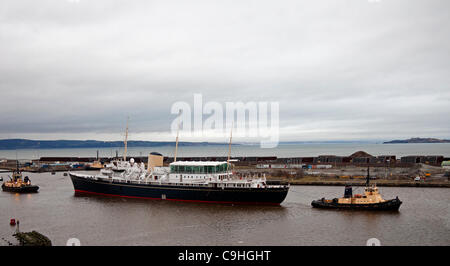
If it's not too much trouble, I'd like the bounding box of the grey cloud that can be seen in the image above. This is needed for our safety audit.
[0,0,449,141]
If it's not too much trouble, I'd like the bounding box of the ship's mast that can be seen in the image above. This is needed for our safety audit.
[226,122,233,172]
[366,166,370,187]
[123,116,129,161]
[174,113,180,163]
[16,151,19,172]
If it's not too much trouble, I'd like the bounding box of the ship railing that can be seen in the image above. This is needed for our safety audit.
[104,177,215,188]
[158,181,209,187]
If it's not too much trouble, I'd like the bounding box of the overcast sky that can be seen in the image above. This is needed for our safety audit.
[0,0,449,142]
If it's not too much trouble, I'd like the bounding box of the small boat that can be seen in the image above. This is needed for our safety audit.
[2,163,39,193]
[70,163,85,169]
[85,160,104,170]
[311,167,401,211]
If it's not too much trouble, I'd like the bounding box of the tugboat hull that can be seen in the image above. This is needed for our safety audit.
[311,198,402,211]
[70,173,289,205]
[2,184,39,193]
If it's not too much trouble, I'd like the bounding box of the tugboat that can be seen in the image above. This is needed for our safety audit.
[2,162,39,193]
[85,160,104,170]
[311,168,401,210]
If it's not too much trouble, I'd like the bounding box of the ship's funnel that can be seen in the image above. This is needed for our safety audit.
[148,152,163,172]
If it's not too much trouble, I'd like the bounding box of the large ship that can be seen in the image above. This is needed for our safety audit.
[68,121,289,205]
[69,154,289,205]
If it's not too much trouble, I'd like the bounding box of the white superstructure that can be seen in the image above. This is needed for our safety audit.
[78,157,284,189]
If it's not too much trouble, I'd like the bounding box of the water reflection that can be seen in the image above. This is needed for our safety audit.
[1,172,449,246]
[72,192,288,216]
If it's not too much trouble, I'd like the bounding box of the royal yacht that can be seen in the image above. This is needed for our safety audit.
[69,123,289,204]
[69,153,289,204]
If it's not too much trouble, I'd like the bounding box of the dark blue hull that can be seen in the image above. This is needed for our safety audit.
[69,174,289,205]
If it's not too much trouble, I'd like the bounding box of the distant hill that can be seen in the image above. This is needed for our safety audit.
[0,139,232,150]
[383,138,450,144]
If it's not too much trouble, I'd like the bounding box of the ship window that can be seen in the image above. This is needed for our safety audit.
[217,164,227,172]
[206,166,213,173]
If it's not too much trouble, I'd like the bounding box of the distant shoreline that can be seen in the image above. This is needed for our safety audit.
[1,141,450,160]
[0,139,234,150]
[384,138,450,144]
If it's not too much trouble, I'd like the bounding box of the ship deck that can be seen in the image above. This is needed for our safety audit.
[69,172,289,189]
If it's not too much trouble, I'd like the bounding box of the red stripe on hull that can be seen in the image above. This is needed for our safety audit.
[74,189,281,206]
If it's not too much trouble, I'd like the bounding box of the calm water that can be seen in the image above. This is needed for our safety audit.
[1,172,449,246]
[2,143,450,160]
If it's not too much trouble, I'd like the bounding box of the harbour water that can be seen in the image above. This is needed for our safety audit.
[1,171,449,246]
[1,143,450,159]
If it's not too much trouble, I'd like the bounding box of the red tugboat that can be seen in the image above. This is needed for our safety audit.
[311,168,402,211]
